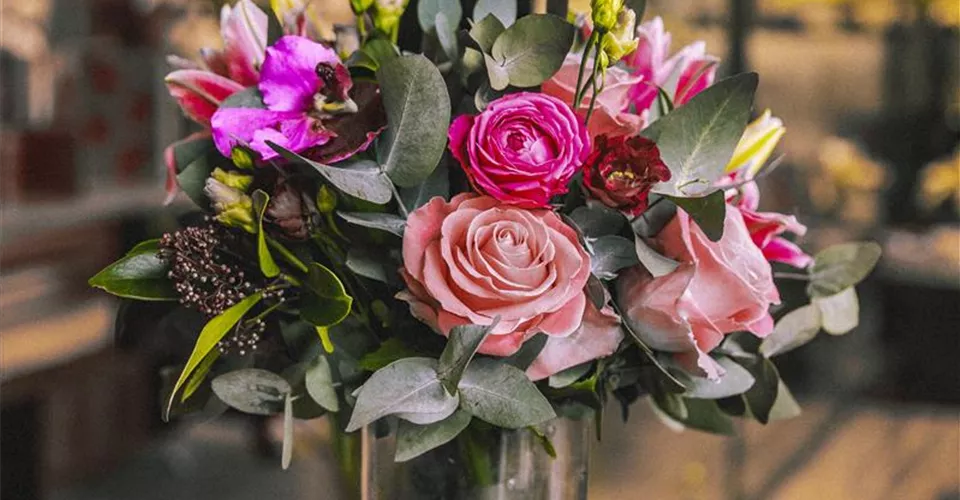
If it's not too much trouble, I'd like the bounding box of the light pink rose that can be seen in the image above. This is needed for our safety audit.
[617,205,780,380]
[526,296,623,381]
[398,194,595,365]
[541,54,646,139]
[448,92,591,208]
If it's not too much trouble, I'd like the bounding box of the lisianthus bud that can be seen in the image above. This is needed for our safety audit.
[231,146,256,170]
[204,177,256,233]
[372,0,409,40]
[591,0,625,32]
[316,185,337,214]
[350,0,375,14]
[726,109,785,178]
[211,168,254,192]
[599,8,638,66]
[583,134,672,216]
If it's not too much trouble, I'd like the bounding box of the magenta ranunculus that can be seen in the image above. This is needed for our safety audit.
[448,93,591,208]
[398,194,620,378]
[618,205,780,380]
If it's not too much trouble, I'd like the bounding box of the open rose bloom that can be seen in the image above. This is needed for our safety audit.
[93,0,879,469]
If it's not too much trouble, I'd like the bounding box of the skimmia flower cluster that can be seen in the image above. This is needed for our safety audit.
[91,0,880,470]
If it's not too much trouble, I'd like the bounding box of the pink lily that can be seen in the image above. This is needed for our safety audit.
[165,70,244,126]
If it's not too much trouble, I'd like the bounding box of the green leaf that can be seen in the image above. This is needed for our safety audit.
[768,380,801,421]
[473,0,516,26]
[458,358,556,428]
[812,287,859,335]
[376,55,451,187]
[181,349,220,402]
[358,338,421,372]
[438,320,498,394]
[633,236,679,278]
[502,333,547,370]
[268,143,393,204]
[219,87,265,109]
[677,398,736,435]
[807,242,881,297]
[282,393,294,469]
[300,263,353,328]
[739,356,780,424]
[490,14,574,88]
[435,12,459,63]
[666,191,727,242]
[569,203,626,238]
[678,356,755,399]
[417,0,462,33]
[398,162,449,213]
[548,362,592,388]
[585,273,607,310]
[346,250,391,283]
[468,14,505,53]
[528,425,557,458]
[760,304,822,357]
[346,357,458,431]
[252,190,280,278]
[211,368,292,415]
[337,211,406,237]
[176,151,217,209]
[631,195,677,238]
[90,240,177,301]
[591,235,640,280]
[353,39,399,72]
[395,409,472,462]
[643,73,759,197]
[305,355,339,412]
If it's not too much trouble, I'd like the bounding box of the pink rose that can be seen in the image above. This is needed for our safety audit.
[526,294,623,381]
[448,92,591,208]
[617,205,779,379]
[398,194,596,366]
[542,54,646,139]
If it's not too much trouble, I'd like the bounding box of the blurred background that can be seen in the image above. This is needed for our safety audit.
[0,0,957,498]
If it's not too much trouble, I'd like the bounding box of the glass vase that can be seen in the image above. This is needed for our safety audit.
[356,415,592,500]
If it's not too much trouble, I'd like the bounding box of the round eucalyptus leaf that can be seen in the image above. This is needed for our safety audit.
[212,369,292,415]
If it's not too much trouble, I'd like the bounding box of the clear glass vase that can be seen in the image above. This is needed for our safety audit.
[355,415,592,500]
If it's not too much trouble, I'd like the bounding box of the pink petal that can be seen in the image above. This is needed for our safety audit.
[220,0,268,86]
[259,36,340,112]
[165,70,244,125]
[527,297,623,380]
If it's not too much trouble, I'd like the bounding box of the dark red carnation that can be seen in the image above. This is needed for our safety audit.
[582,135,671,216]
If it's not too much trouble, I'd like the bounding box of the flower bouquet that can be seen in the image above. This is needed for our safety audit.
[91,0,881,496]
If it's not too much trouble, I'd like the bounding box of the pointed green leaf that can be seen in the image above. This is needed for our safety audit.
[346,358,456,432]
[438,320,498,394]
[181,349,220,402]
[305,355,339,412]
[338,211,406,237]
[679,356,756,399]
[252,190,280,278]
[300,263,353,328]
[89,239,177,300]
[768,380,801,421]
[458,358,556,428]
[398,162,449,213]
[268,143,393,204]
[666,191,727,242]
[739,356,780,424]
[358,338,421,372]
[417,0,462,33]
[395,409,472,462]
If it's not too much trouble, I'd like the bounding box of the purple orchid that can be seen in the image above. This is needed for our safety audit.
[210,36,384,164]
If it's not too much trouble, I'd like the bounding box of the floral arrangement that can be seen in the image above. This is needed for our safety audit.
[91,0,881,470]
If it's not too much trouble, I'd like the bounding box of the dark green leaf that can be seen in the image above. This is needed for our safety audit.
[759,304,822,357]
[268,143,393,204]
[181,349,219,402]
[338,211,406,237]
[807,242,881,297]
[678,356,755,399]
[548,362,592,388]
[490,14,574,88]
[300,263,353,328]
[346,357,457,431]
[503,333,548,370]
[354,39,399,71]
[358,338,421,372]
[175,150,217,209]
[768,380,801,421]
[633,236,679,278]
[220,86,265,109]
[89,240,177,300]
[417,0,462,33]
[282,392,294,469]
[643,73,759,197]
[569,203,626,238]
[666,191,726,242]
[305,355,339,411]
[631,195,677,238]
[395,409,472,462]
[591,235,640,280]
[438,320,498,394]
[473,0,516,26]
[679,399,736,435]
[812,287,859,335]
[458,358,556,428]
[377,55,451,187]
[252,190,280,278]
[211,368,291,415]
[585,274,607,310]
[346,250,392,283]
[468,14,506,53]
[399,162,449,213]
[740,356,780,424]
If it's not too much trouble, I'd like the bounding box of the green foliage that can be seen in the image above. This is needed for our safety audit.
[398,162,449,213]
[502,333,547,370]
[252,190,280,278]
[438,321,497,394]
[591,235,640,280]
[739,355,780,424]
[807,242,881,297]
[305,355,340,412]
[488,14,575,89]
[666,191,727,242]
[282,393,294,469]
[760,304,822,357]
[458,358,556,428]
[677,356,755,399]
[417,0,462,33]
[358,338,421,372]
[346,358,458,432]
[633,235,680,278]
[211,368,292,415]
[89,240,177,301]
[219,87,266,109]
[569,203,626,239]
[345,250,392,284]
[643,73,758,198]
[812,287,859,335]
[337,211,406,237]
[548,362,593,389]
[300,263,353,328]
[473,0,516,26]
[395,409,472,462]
[165,292,263,419]
[377,55,451,187]
[172,138,218,209]
[268,144,394,204]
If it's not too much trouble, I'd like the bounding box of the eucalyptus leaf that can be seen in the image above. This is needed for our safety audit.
[395,409,472,462]
[673,398,736,435]
[176,151,216,209]
[358,338,421,372]
[435,12,459,63]
[305,355,339,411]
[807,242,881,297]
[338,211,406,237]
[503,333,547,370]
[268,143,393,204]
[165,292,264,419]
[760,304,822,357]
[490,14,574,88]
[252,190,280,278]
[484,53,510,90]
[346,358,456,431]
[211,368,292,415]
[591,235,640,280]
[643,73,758,197]
[357,39,399,71]
[631,196,677,238]
[346,250,392,283]
[634,236,679,278]
[417,0,462,33]
[219,87,265,109]
[468,14,505,53]
[300,263,353,328]
[679,356,755,399]
[666,191,726,242]
[282,393,294,469]
[812,287,859,335]
[89,240,177,301]
[377,55,451,187]
[584,274,607,310]
[739,356,780,424]
[399,162,449,213]
[438,320,498,394]
[395,392,460,425]
[549,362,592,388]
[473,0,516,25]
[569,203,626,238]
[768,380,801,421]
[458,358,556,428]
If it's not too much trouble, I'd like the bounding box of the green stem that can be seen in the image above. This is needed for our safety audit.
[246,301,284,325]
[267,238,309,274]
[388,182,410,219]
[573,31,598,107]
[583,43,605,126]
[774,272,811,281]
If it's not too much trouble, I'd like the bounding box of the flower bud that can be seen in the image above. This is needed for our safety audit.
[350,0,375,14]
[211,168,254,192]
[372,0,409,40]
[316,185,338,214]
[231,146,257,170]
[726,109,785,178]
[204,177,256,233]
[599,8,638,65]
[591,0,624,32]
